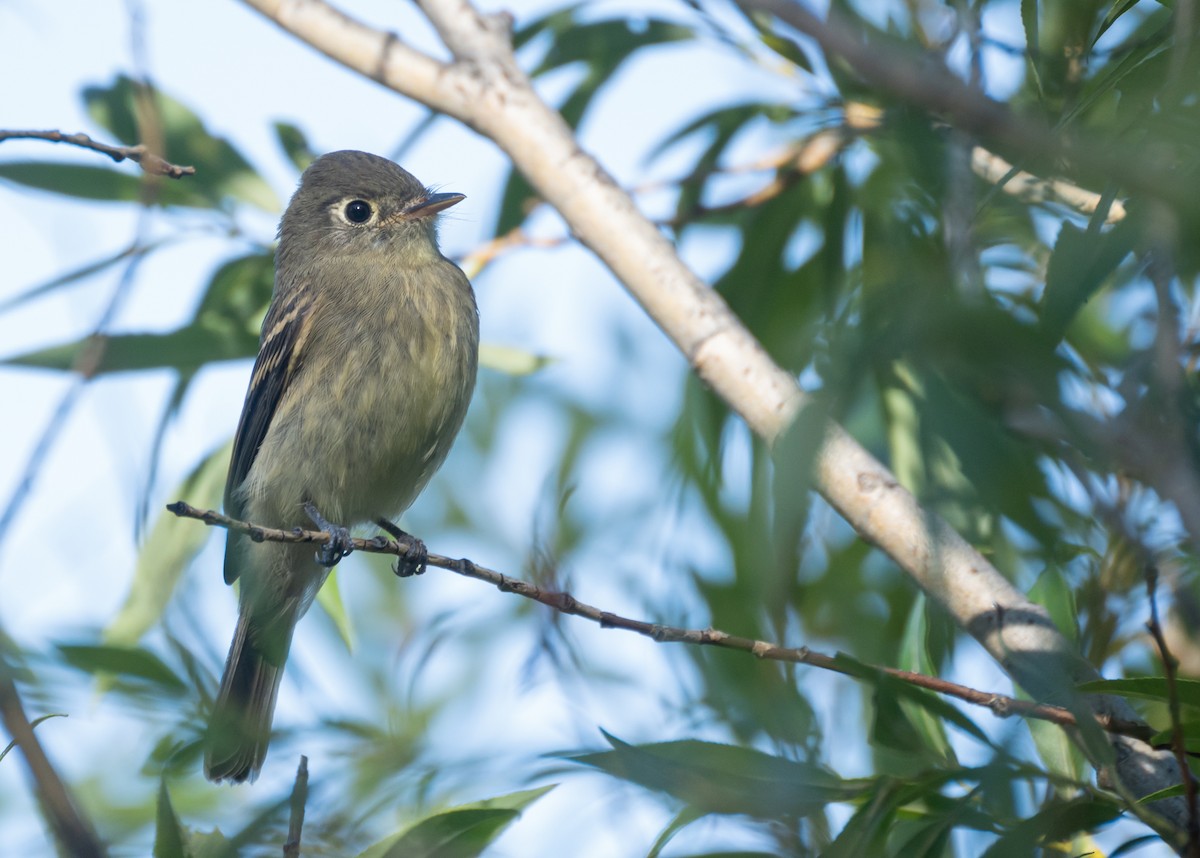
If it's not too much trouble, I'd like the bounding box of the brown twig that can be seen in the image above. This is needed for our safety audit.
[167,501,1154,743]
[0,129,195,178]
[0,657,107,858]
[1147,564,1200,856]
[283,755,309,858]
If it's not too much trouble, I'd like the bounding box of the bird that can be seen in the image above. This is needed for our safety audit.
[204,150,479,783]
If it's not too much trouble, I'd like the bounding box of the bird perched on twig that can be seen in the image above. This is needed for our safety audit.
[205,150,479,783]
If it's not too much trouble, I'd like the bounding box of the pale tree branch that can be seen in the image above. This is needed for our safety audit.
[237,0,1187,829]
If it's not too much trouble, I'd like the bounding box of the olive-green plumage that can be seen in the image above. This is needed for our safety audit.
[205,151,478,783]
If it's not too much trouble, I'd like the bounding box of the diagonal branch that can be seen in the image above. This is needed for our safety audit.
[237,0,1187,827]
[0,656,107,858]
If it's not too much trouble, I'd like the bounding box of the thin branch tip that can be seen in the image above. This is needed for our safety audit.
[0,129,195,178]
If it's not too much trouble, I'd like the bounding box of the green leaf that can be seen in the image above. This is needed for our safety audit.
[1025,709,1087,784]
[2,251,273,376]
[495,11,695,233]
[1079,677,1200,708]
[2,324,256,375]
[1021,0,1044,99]
[1068,9,1171,128]
[1136,783,1187,804]
[84,74,278,211]
[357,786,554,858]
[0,161,205,207]
[645,807,705,858]
[1096,0,1147,44]
[1041,217,1137,343]
[1148,721,1200,753]
[894,595,955,764]
[153,780,187,858]
[57,643,187,694]
[273,121,316,173]
[104,442,231,646]
[648,102,791,224]
[1027,566,1079,644]
[568,732,866,818]
[831,654,992,749]
[981,797,1121,856]
[478,343,555,376]
[315,567,354,652]
[193,251,275,337]
[0,713,67,765]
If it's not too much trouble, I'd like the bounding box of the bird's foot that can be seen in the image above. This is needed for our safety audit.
[305,501,353,567]
[375,518,429,578]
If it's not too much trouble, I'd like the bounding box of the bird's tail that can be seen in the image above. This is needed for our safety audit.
[204,607,289,783]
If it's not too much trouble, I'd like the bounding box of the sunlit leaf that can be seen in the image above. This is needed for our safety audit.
[357,786,554,858]
[105,442,230,646]
[478,343,555,376]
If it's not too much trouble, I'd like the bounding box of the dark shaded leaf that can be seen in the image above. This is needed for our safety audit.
[1079,677,1200,709]
[1041,216,1137,343]
[568,732,866,818]
[57,643,187,693]
[0,161,206,207]
[981,797,1121,856]
[153,780,187,858]
[2,325,254,375]
[273,121,316,173]
[495,11,695,233]
[831,653,992,748]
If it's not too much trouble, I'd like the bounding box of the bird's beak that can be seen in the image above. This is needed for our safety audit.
[405,192,465,219]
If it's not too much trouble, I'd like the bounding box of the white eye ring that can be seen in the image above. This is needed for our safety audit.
[341,199,374,224]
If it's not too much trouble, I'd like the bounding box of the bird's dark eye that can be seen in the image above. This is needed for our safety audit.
[345,200,372,223]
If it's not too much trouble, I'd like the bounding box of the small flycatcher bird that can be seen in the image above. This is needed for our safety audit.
[205,151,479,783]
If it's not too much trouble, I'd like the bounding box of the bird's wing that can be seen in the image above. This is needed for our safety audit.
[223,289,318,584]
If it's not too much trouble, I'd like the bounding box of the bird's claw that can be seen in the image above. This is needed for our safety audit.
[305,501,353,567]
[375,518,428,578]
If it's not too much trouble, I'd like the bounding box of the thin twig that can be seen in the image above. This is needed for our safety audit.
[1147,564,1200,856]
[0,215,153,547]
[166,501,1154,743]
[0,657,106,858]
[0,129,195,178]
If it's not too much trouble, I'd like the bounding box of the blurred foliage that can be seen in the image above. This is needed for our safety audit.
[4,0,1200,855]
